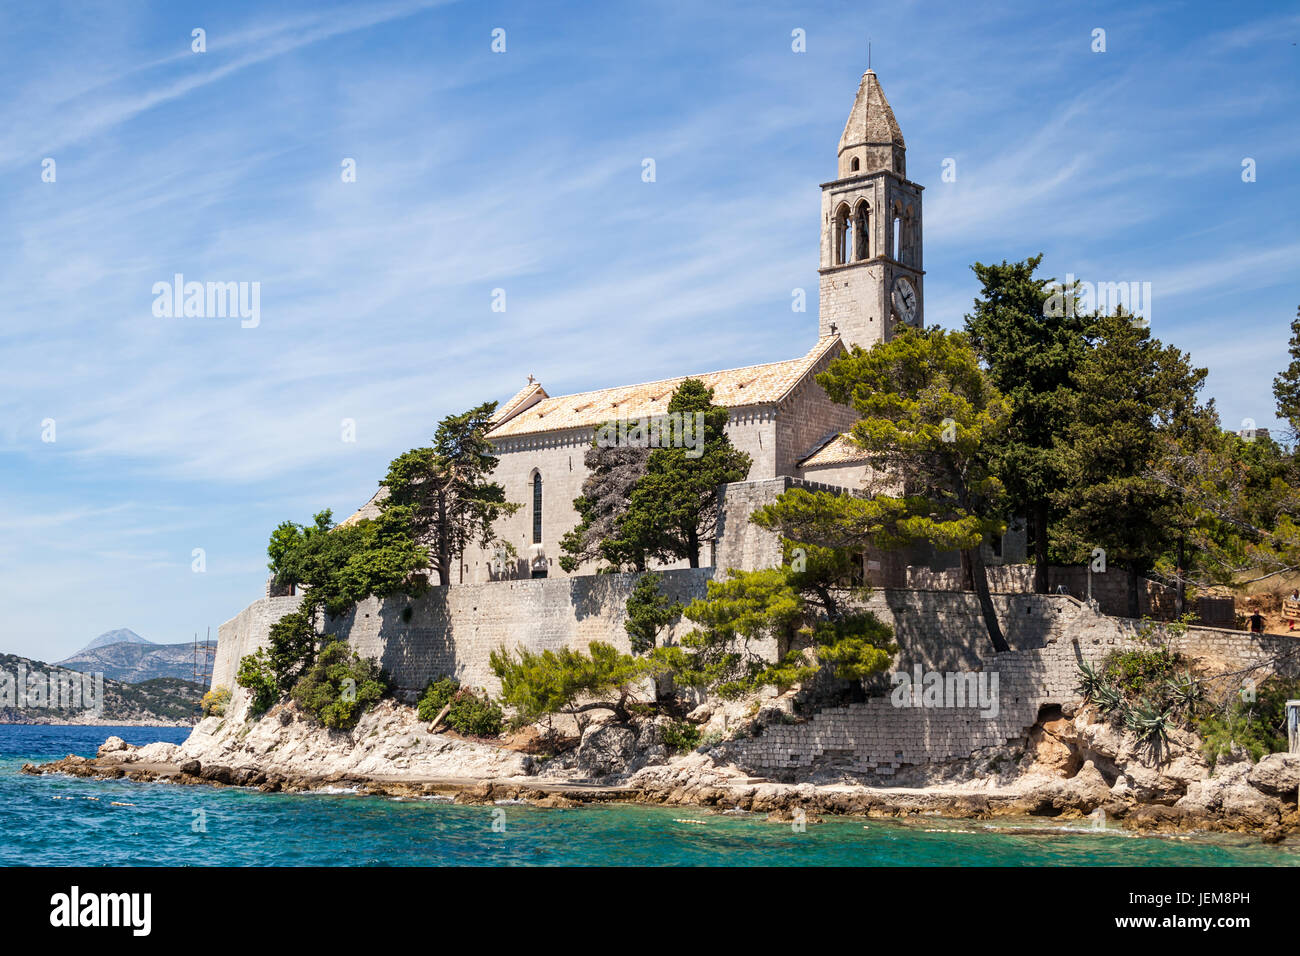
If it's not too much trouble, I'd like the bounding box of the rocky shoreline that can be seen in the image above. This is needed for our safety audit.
[19,698,1300,844]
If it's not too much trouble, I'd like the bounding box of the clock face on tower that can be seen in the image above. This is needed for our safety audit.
[891,276,917,324]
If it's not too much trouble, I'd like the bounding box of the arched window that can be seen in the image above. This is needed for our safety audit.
[903,205,915,266]
[850,157,860,172]
[892,213,901,262]
[833,204,851,265]
[532,473,543,544]
[854,200,870,260]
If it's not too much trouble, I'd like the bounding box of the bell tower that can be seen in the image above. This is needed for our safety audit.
[818,69,924,351]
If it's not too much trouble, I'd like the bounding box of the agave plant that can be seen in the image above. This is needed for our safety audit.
[1076,661,1105,703]
[1163,670,1203,716]
[1125,700,1173,761]
[1092,681,1125,718]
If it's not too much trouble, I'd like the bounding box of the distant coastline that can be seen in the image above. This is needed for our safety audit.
[0,716,195,727]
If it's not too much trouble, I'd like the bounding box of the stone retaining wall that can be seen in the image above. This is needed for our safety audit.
[724,608,1300,780]
[214,569,715,701]
[214,572,1299,779]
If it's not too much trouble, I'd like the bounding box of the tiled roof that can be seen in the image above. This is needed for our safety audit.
[486,336,844,439]
[798,432,871,468]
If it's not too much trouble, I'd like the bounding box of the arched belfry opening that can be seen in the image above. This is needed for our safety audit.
[854,199,871,260]
[833,203,852,265]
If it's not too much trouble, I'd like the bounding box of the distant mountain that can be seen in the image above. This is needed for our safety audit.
[0,651,202,725]
[57,641,216,684]
[81,628,154,652]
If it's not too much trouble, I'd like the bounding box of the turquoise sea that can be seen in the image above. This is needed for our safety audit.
[2,724,1297,866]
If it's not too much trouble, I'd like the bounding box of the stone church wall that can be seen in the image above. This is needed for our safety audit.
[465,409,781,581]
[464,429,590,583]
[773,352,858,477]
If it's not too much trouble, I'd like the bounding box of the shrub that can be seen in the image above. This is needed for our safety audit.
[1076,649,1205,764]
[201,686,232,718]
[417,677,462,722]
[444,689,504,737]
[289,640,388,730]
[660,719,701,753]
[1195,678,1295,767]
[417,677,503,737]
[236,649,278,715]
[267,609,319,692]
[698,730,725,749]
[1103,646,1188,699]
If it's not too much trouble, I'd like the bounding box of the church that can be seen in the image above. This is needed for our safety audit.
[350,69,967,584]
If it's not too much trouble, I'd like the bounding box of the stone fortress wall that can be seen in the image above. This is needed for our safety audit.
[214,567,1293,781]
[214,475,1293,778]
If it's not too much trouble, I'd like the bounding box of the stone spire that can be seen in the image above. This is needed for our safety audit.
[836,69,906,179]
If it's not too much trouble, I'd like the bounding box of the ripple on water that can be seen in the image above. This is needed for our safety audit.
[2,725,1297,866]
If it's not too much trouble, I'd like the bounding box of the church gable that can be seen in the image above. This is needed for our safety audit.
[493,380,548,428]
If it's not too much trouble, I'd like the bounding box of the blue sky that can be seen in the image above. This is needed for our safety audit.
[1,0,1297,660]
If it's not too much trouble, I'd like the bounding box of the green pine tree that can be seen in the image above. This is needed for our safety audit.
[1052,310,1207,617]
[1273,305,1300,440]
[617,379,752,568]
[964,255,1096,591]
[816,326,1013,651]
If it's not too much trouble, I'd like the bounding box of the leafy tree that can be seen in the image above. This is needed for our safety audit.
[258,507,429,706]
[964,256,1096,591]
[665,567,811,698]
[617,380,752,568]
[559,439,650,572]
[623,572,682,654]
[267,510,335,589]
[1273,305,1300,440]
[1052,310,1207,617]
[1195,676,1297,766]
[817,326,1013,651]
[235,649,278,715]
[268,509,429,617]
[266,609,319,693]
[381,401,520,585]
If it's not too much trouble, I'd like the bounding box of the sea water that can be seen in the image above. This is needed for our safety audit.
[1,724,1295,867]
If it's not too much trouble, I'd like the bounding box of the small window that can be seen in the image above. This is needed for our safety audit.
[850,157,860,172]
